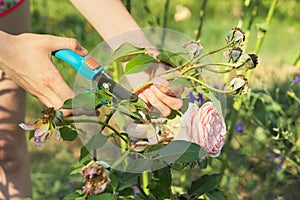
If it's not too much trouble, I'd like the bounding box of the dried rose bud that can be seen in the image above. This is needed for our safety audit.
[80,160,111,195]
[19,107,63,146]
[229,75,248,95]
[235,53,258,70]
[182,40,203,58]
[226,27,245,46]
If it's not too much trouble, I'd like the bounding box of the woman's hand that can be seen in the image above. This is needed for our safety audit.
[0,32,89,115]
[126,62,184,117]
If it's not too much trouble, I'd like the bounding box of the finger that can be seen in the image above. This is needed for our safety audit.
[41,66,74,108]
[152,77,184,97]
[61,108,100,117]
[150,85,183,110]
[46,35,88,56]
[137,92,149,105]
[142,88,171,117]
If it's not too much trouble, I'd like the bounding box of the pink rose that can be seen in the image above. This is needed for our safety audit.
[176,102,226,157]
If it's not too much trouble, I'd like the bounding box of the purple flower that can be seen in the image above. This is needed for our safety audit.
[266,148,285,171]
[188,90,204,104]
[291,75,300,84]
[133,186,140,196]
[234,123,243,133]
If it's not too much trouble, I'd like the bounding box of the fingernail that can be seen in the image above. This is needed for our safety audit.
[81,47,88,55]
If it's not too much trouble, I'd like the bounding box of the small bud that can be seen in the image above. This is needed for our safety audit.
[229,75,248,95]
[226,27,245,46]
[224,47,243,62]
[235,53,258,70]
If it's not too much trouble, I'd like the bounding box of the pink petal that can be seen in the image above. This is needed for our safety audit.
[19,123,35,131]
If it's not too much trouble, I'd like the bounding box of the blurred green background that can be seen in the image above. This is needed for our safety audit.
[26,0,299,199]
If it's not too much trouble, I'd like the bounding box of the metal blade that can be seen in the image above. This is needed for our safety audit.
[94,72,136,100]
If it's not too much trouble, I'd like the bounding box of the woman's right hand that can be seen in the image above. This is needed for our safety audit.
[0,31,90,115]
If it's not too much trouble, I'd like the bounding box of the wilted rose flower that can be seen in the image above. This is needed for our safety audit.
[229,75,248,95]
[19,107,63,146]
[126,123,160,145]
[80,160,111,195]
[176,102,226,157]
[126,121,179,148]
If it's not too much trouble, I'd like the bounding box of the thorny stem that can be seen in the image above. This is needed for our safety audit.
[133,61,236,94]
[181,75,232,94]
[153,40,236,77]
[247,0,277,80]
[182,62,236,74]
[192,40,235,64]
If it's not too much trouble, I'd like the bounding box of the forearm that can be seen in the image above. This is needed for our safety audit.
[0,31,14,70]
[69,0,153,49]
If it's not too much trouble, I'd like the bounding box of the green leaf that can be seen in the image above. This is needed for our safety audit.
[158,140,207,164]
[28,130,34,140]
[206,189,227,200]
[62,93,100,110]
[124,54,155,75]
[130,98,149,110]
[167,78,191,88]
[157,50,189,67]
[87,193,116,200]
[63,189,83,200]
[60,127,78,141]
[196,86,223,117]
[110,42,146,63]
[109,173,119,191]
[85,134,108,152]
[148,166,172,199]
[188,174,222,198]
[112,171,140,191]
[115,104,143,120]
[79,146,90,161]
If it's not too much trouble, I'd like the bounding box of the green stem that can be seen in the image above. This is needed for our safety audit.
[193,40,235,63]
[110,150,130,169]
[181,75,232,94]
[185,63,235,74]
[237,0,251,28]
[254,0,277,54]
[247,0,277,80]
[160,0,170,48]
[142,171,150,195]
[64,118,127,143]
[133,61,235,94]
[195,0,208,40]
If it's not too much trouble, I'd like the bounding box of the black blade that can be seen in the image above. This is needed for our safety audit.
[94,72,136,100]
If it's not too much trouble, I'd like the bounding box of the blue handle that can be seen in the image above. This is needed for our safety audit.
[53,49,103,80]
